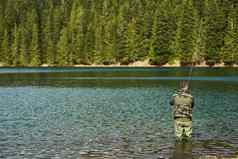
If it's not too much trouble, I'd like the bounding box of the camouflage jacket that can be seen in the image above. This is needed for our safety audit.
[170,92,194,119]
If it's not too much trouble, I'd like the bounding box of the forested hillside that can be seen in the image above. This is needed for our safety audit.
[0,0,237,66]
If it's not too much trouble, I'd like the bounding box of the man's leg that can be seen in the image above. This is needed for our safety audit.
[183,120,192,138]
[175,119,192,139]
[175,119,183,139]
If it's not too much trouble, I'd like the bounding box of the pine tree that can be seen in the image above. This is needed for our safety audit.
[133,1,150,61]
[111,0,125,64]
[192,0,205,18]
[96,1,117,65]
[102,20,115,65]
[68,1,83,64]
[193,17,206,64]
[19,27,27,65]
[29,24,40,66]
[46,39,55,65]
[93,9,104,64]
[0,7,5,49]
[11,25,20,65]
[25,8,39,65]
[148,12,158,61]
[42,13,55,65]
[41,1,55,65]
[176,0,197,66]
[52,6,63,60]
[122,17,139,64]
[150,1,177,65]
[0,0,236,66]
[74,2,96,65]
[5,1,16,33]
[57,27,69,65]
[0,30,11,65]
[204,0,227,66]
[221,2,238,65]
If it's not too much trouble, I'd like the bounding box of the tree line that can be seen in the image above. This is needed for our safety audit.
[0,0,237,66]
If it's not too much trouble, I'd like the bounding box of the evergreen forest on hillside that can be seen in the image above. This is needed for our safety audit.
[0,0,238,66]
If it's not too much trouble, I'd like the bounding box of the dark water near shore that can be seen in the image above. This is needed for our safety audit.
[0,67,237,159]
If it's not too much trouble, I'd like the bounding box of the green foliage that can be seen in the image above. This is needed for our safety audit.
[221,3,238,65]
[11,25,20,65]
[0,30,11,64]
[29,24,40,66]
[57,27,69,65]
[122,18,139,64]
[43,15,55,65]
[204,0,227,66]
[0,0,236,66]
[176,0,197,66]
[150,1,177,66]
[19,26,27,66]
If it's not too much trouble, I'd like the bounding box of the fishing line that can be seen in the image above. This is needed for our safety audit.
[187,55,196,88]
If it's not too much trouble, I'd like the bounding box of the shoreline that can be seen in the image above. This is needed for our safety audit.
[73,64,238,68]
[0,60,238,68]
[0,64,237,68]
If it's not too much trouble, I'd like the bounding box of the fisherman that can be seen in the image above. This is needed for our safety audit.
[170,81,194,140]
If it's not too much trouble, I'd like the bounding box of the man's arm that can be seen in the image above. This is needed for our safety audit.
[170,97,175,106]
[192,97,194,108]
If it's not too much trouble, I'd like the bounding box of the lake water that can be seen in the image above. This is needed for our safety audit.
[0,67,237,159]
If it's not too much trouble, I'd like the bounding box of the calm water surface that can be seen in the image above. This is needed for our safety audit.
[0,67,237,159]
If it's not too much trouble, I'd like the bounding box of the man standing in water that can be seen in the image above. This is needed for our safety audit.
[170,81,194,140]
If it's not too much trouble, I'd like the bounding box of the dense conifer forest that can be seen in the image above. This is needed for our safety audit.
[0,0,237,66]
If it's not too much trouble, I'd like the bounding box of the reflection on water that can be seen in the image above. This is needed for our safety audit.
[0,67,237,159]
[77,139,238,159]
[172,140,193,159]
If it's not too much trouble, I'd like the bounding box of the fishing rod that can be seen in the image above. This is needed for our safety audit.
[187,53,196,88]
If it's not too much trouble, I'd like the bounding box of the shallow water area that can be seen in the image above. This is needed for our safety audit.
[0,67,237,159]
